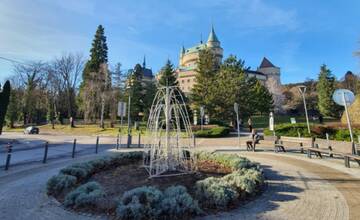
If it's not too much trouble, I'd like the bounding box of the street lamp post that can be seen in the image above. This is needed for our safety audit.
[200,106,205,131]
[298,85,310,134]
[234,103,240,147]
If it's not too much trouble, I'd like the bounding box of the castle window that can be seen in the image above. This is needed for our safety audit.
[187,79,190,83]
[182,80,184,83]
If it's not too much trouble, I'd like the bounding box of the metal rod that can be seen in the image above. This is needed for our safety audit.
[127,93,131,148]
[72,139,77,158]
[301,92,311,134]
[138,132,141,148]
[95,136,99,154]
[4,144,12,170]
[116,134,119,150]
[43,142,49,163]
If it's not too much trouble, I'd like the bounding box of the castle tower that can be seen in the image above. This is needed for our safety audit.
[206,25,223,65]
[257,57,284,112]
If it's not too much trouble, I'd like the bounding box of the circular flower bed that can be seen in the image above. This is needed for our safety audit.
[47,151,264,219]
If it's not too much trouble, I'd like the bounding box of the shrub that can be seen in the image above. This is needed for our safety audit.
[116,186,163,219]
[46,174,77,195]
[223,169,264,195]
[160,185,202,217]
[60,166,90,181]
[195,177,238,208]
[195,126,230,138]
[196,152,261,171]
[64,181,105,208]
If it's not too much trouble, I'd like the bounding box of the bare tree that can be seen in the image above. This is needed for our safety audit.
[53,53,84,127]
[14,61,46,124]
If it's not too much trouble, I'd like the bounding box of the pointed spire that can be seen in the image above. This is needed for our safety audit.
[259,57,276,68]
[143,55,146,68]
[207,24,219,42]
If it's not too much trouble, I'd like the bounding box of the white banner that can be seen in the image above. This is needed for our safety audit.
[117,102,127,117]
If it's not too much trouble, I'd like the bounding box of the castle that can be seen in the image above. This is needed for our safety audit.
[176,26,284,112]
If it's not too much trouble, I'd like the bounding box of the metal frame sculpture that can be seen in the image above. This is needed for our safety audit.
[143,86,196,178]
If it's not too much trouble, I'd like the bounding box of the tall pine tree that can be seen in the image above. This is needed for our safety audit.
[158,60,178,87]
[80,25,109,123]
[316,64,339,117]
[191,48,219,110]
[83,25,108,80]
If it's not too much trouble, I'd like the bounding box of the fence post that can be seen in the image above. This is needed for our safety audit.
[72,139,77,158]
[43,142,49,163]
[116,134,119,150]
[193,135,196,148]
[138,132,141,148]
[4,143,12,170]
[95,136,99,154]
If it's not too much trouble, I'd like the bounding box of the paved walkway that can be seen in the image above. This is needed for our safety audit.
[0,134,359,219]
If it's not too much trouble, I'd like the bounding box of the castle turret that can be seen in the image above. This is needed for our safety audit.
[207,25,220,48]
[257,57,284,112]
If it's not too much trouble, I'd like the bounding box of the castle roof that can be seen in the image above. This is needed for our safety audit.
[259,57,276,68]
[207,25,219,42]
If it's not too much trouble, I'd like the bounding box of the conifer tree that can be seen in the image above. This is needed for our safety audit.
[251,79,274,114]
[125,64,145,121]
[83,25,108,80]
[191,48,219,109]
[316,64,339,117]
[158,60,178,87]
[0,81,11,135]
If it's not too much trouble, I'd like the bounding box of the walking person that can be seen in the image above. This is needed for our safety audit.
[248,117,253,132]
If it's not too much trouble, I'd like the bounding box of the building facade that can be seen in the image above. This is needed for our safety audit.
[176,26,284,111]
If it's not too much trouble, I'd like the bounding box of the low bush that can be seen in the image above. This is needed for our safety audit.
[195,126,230,138]
[64,181,105,208]
[160,185,202,217]
[46,174,77,196]
[223,169,264,195]
[195,177,238,208]
[116,185,202,220]
[116,186,163,219]
[196,152,261,171]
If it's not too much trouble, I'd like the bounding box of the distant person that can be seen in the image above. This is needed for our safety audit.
[247,129,260,151]
[248,117,253,132]
[319,115,323,124]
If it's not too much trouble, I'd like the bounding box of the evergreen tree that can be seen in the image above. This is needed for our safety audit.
[251,79,274,114]
[6,88,22,128]
[80,25,109,123]
[212,55,250,121]
[0,81,11,134]
[83,25,108,80]
[158,60,178,87]
[125,64,145,121]
[316,64,339,117]
[191,48,219,110]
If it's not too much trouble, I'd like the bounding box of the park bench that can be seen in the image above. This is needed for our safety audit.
[274,136,313,153]
[344,154,360,168]
[306,144,341,158]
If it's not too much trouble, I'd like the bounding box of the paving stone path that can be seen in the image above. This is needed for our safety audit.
[0,147,359,220]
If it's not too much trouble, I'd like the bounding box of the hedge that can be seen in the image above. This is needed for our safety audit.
[264,123,360,141]
[194,126,230,138]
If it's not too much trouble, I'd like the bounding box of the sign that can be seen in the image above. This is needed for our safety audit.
[234,103,239,114]
[290,117,296,124]
[332,89,355,106]
[117,102,127,117]
[200,106,205,117]
[269,112,274,131]
[205,115,210,125]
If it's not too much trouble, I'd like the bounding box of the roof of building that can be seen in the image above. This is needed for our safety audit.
[246,69,265,76]
[142,68,153,78]
[208,25,219,42]
[184,43,207,54]
[259,57,276,68]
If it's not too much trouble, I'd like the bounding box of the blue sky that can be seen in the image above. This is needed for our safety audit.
[0,0,359,84]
